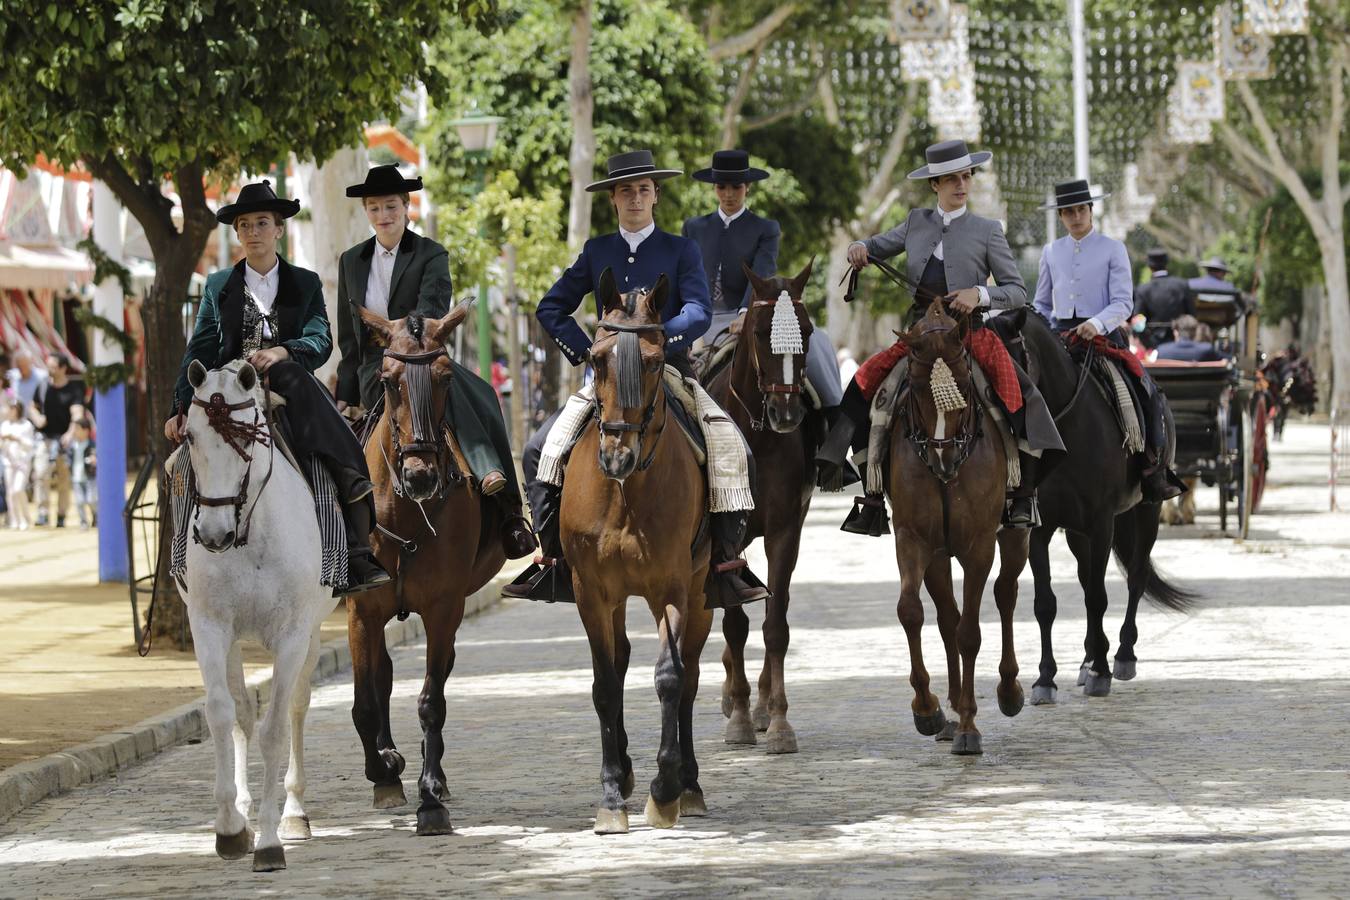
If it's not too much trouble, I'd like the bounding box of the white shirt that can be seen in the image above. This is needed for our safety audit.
[717,206,747,227]
[365,240,399,319]
[244,259,280,338]
[619,222,656,253]
[931,204,966,262]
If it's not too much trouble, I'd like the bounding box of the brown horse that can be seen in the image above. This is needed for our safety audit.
[346,302,506,835]
[563,270,714,835]
[887,303,1026,755]
[706,261,816,754]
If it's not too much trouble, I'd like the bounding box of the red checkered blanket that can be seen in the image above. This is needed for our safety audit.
[1066,333,1144,378]
[854,328,1023,413]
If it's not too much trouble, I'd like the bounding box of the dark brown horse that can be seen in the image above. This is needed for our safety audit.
[706,261,816,753]
[563,270,714,835]
[887,303,1027,755]
[346,302,506,835]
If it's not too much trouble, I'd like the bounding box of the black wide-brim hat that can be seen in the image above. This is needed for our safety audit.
[1040,178,1110,210]
[1199,256,1230,272]
[216,180,301,226]
[692,149,770,184]
[906,139,992,180]
[585,150,683,192]
[346,164,424,198]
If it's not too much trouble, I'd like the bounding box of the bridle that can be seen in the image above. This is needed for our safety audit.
[592,319,668,473]
[901,342,983,485]
[729,296,807,431]
[379,346,461,501]
[188,388,275,548]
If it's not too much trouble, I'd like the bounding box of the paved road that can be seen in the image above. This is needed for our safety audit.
[2,423,1347,898]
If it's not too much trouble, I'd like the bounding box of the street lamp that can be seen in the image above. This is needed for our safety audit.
[451,103,505,380]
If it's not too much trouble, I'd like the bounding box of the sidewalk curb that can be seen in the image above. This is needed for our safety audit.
[0,574,511,825]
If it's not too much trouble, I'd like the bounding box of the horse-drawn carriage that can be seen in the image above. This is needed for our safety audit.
[1144,288,1268,538]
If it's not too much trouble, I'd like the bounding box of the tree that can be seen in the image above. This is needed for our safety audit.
[0,0,496,645]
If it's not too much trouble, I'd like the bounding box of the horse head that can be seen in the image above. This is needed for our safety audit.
[740,259,815,433]
[359,296,473,501]
[185,359,270,551]
[590,267,668,482]
[901,302,973,482]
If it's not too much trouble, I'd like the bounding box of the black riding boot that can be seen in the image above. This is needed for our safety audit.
[705,511,771,609]
[1140,453,1187,503]
[815,382,868,491]
[501,484,575,603]
[841,493,891,536]
[1003,452,1040,528]
[336,496,392,597]
[496,493,538,560]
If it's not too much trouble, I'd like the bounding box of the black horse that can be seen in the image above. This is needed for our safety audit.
[988,310,1197,702]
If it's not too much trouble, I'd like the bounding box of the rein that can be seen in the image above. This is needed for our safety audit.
[593,318,668,473]
[189,387,276,548]
[841,254,945,306]
[1051,335,1098,424]
[728,296,804,431]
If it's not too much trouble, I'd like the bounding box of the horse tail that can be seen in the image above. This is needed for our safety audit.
[1112,503,1200,613]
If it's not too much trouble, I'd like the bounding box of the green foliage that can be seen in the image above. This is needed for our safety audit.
[75,237,132,297]
[1249,165,1350,323]
[71,306,136,390]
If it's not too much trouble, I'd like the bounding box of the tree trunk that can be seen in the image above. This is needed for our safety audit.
[566,0,595,254]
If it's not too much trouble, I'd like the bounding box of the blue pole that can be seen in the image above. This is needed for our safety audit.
[95,384,128,581]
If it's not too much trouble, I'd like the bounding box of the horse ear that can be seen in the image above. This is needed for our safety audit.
[645,273,669,319]
[237,362,258,392]
[598,268,621,313]
[357,304,396,348]
[742,262,770,301]
[790,257,815,299]
[188,359,208,389]
[1007,306,1028,332]
[426,298,474,345]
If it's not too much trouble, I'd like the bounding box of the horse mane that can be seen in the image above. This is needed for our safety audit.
[406,312,425,347]
[615,331,644,409]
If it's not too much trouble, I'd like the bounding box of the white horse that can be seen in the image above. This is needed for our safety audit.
[180,359,332,872]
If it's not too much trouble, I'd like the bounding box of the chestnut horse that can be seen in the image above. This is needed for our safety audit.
[706,261,816,754]
[346,302,506,835]
[563,270,714,835]
[887,303,1027,755]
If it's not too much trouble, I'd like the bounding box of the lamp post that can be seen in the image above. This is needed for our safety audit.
[451,104,505,380]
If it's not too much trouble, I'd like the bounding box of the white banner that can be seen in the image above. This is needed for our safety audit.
[1167,84,1213,144]
[1177,61,1226,121]
[901,3,968,81]
[891,0,950,41]
[1214,3,1273,80]
[929,62,979,126]
[1243,0,1309,35]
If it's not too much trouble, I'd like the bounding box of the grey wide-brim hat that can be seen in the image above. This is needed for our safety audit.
[1199,256,1231,272]
[906,139,992,180]
[586,150,683,192]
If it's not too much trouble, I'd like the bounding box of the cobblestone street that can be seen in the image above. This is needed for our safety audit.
[1,423,1347,898]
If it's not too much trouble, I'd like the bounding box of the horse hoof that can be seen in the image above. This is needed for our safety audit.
[998,683,1025,718]
[751,705,771,733]
[215,827,253,860]
[1076,665,1089,687]
[251,844,286,872]
[720,691,734,719]
[594,806,629,835]
[914,709,947,737]
[380,748,406,777]
[1083,671,1112,697]
[764,721,798,755]
[1030,685,1057,705]
[415,805,454,836]
[372,783,407,809]
[621,768,636,800]
[1113,658,1137,681]
[278,815,311,841]
[645,794,681,829]
[679,789,708,817]
[725,709,757,745]
[935,720,957,742]
[951,732,983,756]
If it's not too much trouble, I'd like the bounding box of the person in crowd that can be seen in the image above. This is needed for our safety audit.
[67,416,96,529]
[1,399,38,530]
[5,350,47,409]
[1188,257,1236,293]
[1155,316,1223,362]
[30,354,83,527]
[1133,248,1195,348]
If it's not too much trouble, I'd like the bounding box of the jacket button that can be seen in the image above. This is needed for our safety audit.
[628,256,635,263]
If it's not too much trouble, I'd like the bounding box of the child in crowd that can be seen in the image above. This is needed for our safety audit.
[68,417,97,529]
[1,399,38,529]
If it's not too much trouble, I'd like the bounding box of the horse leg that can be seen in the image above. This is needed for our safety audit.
[250,632,310,872]
[679,582,715,817]
[896,543,943,736]
[720,605,756,745]
[414,603,462,836]
[1114,504,1157,681]
[612,603,635,800]
[1067,527,1114,697]
[225,640,255,821]
[1029,526,1059,705]
[760,520,803,754]
[347,602,405,809]
[951,542,995,756]
[190,622,252,860]
[577,588,628,835]
[994,528,1029,717]
[645,593,686,829]
[279,626,321,842]
[924,557,961,742]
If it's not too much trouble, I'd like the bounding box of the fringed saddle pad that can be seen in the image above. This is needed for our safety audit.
[1091,356,1146,454]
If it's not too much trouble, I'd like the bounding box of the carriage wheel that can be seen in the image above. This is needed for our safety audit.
[1250,393,1270,514]
[1238,400,1254,540]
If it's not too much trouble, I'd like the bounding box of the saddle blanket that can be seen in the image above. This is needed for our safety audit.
[166,442,348,591]
[1064,333,1145,454]
[855,328,1023,413]
[536,366,754,513]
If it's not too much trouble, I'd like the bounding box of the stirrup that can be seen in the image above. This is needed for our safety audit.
[1002,495,1040,529]
[841,494,890,537]
[502,556,576,604]
[705,559,771,609]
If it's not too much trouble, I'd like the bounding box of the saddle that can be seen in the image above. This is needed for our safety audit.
[1064,338,1146,454]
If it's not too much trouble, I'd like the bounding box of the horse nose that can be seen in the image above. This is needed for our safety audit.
[600,446,636,480]
[768,398,806,433]
[199,530,233,552]
[403,466,438,499]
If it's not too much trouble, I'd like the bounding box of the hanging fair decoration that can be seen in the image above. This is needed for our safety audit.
[901,3,968,81]
[1167,84,1213,144]
[890,0,951,42]
[1177,61,1226,121]
[1214,3,1274,80]
[929,61,981,140]
[1242,0,1309,35]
